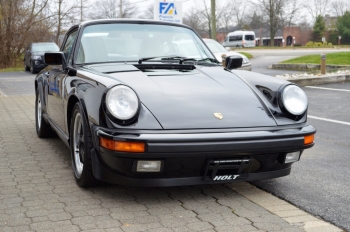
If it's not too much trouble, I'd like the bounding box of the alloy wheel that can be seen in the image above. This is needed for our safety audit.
[73,112,84,177]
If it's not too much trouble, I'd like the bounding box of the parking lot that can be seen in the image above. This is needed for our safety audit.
[0,72,347,231]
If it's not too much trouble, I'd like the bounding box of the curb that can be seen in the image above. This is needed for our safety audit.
[271,63,350,71]
[227,182,344,232]
[284,74,350,87]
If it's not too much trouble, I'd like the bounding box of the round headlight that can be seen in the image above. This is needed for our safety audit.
[32,55,42,60]
[106,85,139,120]
[282,85,308,115]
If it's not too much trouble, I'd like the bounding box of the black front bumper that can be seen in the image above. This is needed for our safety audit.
[32,60,47,71]
[90,124,315,187]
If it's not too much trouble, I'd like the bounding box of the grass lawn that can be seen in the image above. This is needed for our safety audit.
[0,66,23,72]
[238,52,253,59]
[281,52,350,65]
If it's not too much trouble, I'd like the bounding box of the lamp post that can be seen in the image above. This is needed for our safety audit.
[338,36,341,46]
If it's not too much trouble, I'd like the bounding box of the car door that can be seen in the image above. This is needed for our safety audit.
[47,30,78,135]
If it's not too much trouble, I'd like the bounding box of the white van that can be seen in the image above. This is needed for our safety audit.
[222,31,256,48]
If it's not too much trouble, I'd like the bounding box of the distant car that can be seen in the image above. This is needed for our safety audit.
[24,42,59,74]
[222,30,256,48]
[203,38,252,71]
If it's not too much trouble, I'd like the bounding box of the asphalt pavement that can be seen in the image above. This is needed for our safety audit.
[252,82,350,231]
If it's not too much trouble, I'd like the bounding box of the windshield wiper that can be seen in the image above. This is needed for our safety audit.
[138,55,183,64]
[138,55,218,65]
[162,56,219,65]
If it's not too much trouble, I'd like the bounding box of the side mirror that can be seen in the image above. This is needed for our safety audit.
[225,47,231,51]
[224,55,242,70]
[44,52,67,69]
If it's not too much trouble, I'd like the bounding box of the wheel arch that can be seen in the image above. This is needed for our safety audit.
[67,95,90,143]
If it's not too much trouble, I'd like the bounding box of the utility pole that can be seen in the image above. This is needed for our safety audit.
[119,0,123,18]
[211,0,216,40]
[80,0,83,22]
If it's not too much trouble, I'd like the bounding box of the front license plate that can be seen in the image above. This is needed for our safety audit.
[203,157,251,181]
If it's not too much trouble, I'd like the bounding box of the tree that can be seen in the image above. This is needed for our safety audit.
[331,0,350,17]
[195,0,225,39]
[304,0,330,22]
[255,0,301,46]
[337,11,350,44]
[249,12,266,29]
[139,4,153,19]
[313,15,326,41]
[183,9,204,35]
[89,0,137,19]
[230,0,248,29]
[0,0,52,68]
[53,0,79,45]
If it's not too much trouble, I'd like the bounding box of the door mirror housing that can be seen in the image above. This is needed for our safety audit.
[225,47,231,51]
[44,52,68,70]
[225,55,243,70]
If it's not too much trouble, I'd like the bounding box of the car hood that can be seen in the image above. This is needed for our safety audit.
[103,65,276,129]
[213,51,247,63]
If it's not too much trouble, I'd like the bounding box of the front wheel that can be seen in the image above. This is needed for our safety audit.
[24,60,30,71]
[35,87,55,138]
[30,61,36,74]
[70,102,98,187]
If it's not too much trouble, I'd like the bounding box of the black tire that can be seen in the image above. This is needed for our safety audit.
[24,61,30,71]
[30,61,36,74]
[70,102,98,187]
[35,87,55,138]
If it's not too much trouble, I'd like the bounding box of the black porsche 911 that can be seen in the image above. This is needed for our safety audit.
[34,19,316,187]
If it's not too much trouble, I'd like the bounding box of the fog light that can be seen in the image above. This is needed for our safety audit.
[136,160,161,172]
[285,151,301,163]
[35,61,40,65]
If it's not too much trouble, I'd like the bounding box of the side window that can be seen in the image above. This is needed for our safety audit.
[62,30,78,63]
[229,36,234,42]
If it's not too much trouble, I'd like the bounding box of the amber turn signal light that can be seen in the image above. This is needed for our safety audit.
[99,137,145,153]
[304,134,314,145]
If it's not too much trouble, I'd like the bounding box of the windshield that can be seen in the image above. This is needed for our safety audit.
[76,23,214,64]
[32,43,59,52]
[204,40,227,53]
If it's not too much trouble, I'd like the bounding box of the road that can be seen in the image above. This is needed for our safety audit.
[252,82,350,231]
[0,71,348,231]
[239,48,350,76]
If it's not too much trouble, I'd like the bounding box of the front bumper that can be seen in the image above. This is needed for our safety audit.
[90,124,315,187]
[32,60,47,71]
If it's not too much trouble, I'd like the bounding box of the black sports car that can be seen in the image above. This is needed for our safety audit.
[34,19,316,187]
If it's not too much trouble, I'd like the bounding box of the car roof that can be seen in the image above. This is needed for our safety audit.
[77,19,192,30]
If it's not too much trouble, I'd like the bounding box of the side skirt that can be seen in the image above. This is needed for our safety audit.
[43,113,70,147]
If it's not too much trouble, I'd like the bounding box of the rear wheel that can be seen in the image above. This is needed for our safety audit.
[70,102,98,187]
[35,87,55,138]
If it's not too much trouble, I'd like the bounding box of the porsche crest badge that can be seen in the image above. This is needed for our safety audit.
[214,113,223,120]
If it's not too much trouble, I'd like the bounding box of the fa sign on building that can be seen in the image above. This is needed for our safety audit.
[154,0,183,23]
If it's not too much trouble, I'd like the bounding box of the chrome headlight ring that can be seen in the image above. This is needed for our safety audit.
[279,84,308,118]
[105,85,140,124]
